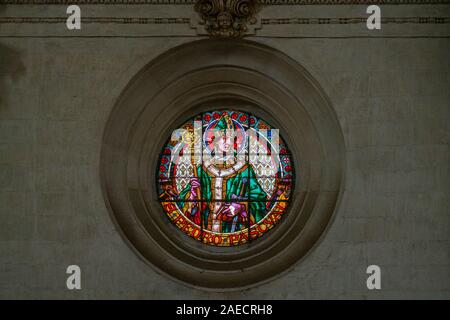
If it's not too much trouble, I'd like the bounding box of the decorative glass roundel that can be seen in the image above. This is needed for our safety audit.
[157,110,295,246]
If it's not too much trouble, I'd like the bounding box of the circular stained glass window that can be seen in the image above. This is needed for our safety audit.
[157,110,295,246]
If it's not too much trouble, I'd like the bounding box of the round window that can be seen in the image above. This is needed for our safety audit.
[101,40,344,289]
[157,110,295,246]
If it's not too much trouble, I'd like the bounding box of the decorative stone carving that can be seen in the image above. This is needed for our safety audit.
[194,0,262,38]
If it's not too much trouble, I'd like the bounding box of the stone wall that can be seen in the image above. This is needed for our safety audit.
[0,2,449,298]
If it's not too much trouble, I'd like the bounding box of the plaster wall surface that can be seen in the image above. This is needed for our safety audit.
[0,3,448,299]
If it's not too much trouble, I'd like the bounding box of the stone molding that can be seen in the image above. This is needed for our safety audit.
[100,39,345,289]
[1,16,449,25]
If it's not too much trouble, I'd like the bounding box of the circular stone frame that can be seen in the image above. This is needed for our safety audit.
[100,39,345,290]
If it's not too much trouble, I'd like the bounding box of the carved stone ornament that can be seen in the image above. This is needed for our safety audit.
[194,0,262,38]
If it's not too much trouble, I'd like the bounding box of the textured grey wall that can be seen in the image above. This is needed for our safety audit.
[0,3,449,299]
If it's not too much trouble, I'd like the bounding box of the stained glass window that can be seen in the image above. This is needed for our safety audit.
[157,110,295,246]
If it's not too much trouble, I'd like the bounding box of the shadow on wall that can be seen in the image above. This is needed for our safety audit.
[0,5,25,109]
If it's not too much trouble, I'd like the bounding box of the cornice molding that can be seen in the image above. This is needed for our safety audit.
[262,16,450,24]
[0,17,191,23]
[1,16,449,24]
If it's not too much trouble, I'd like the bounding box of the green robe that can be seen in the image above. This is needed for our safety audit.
[179,164,268,233]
